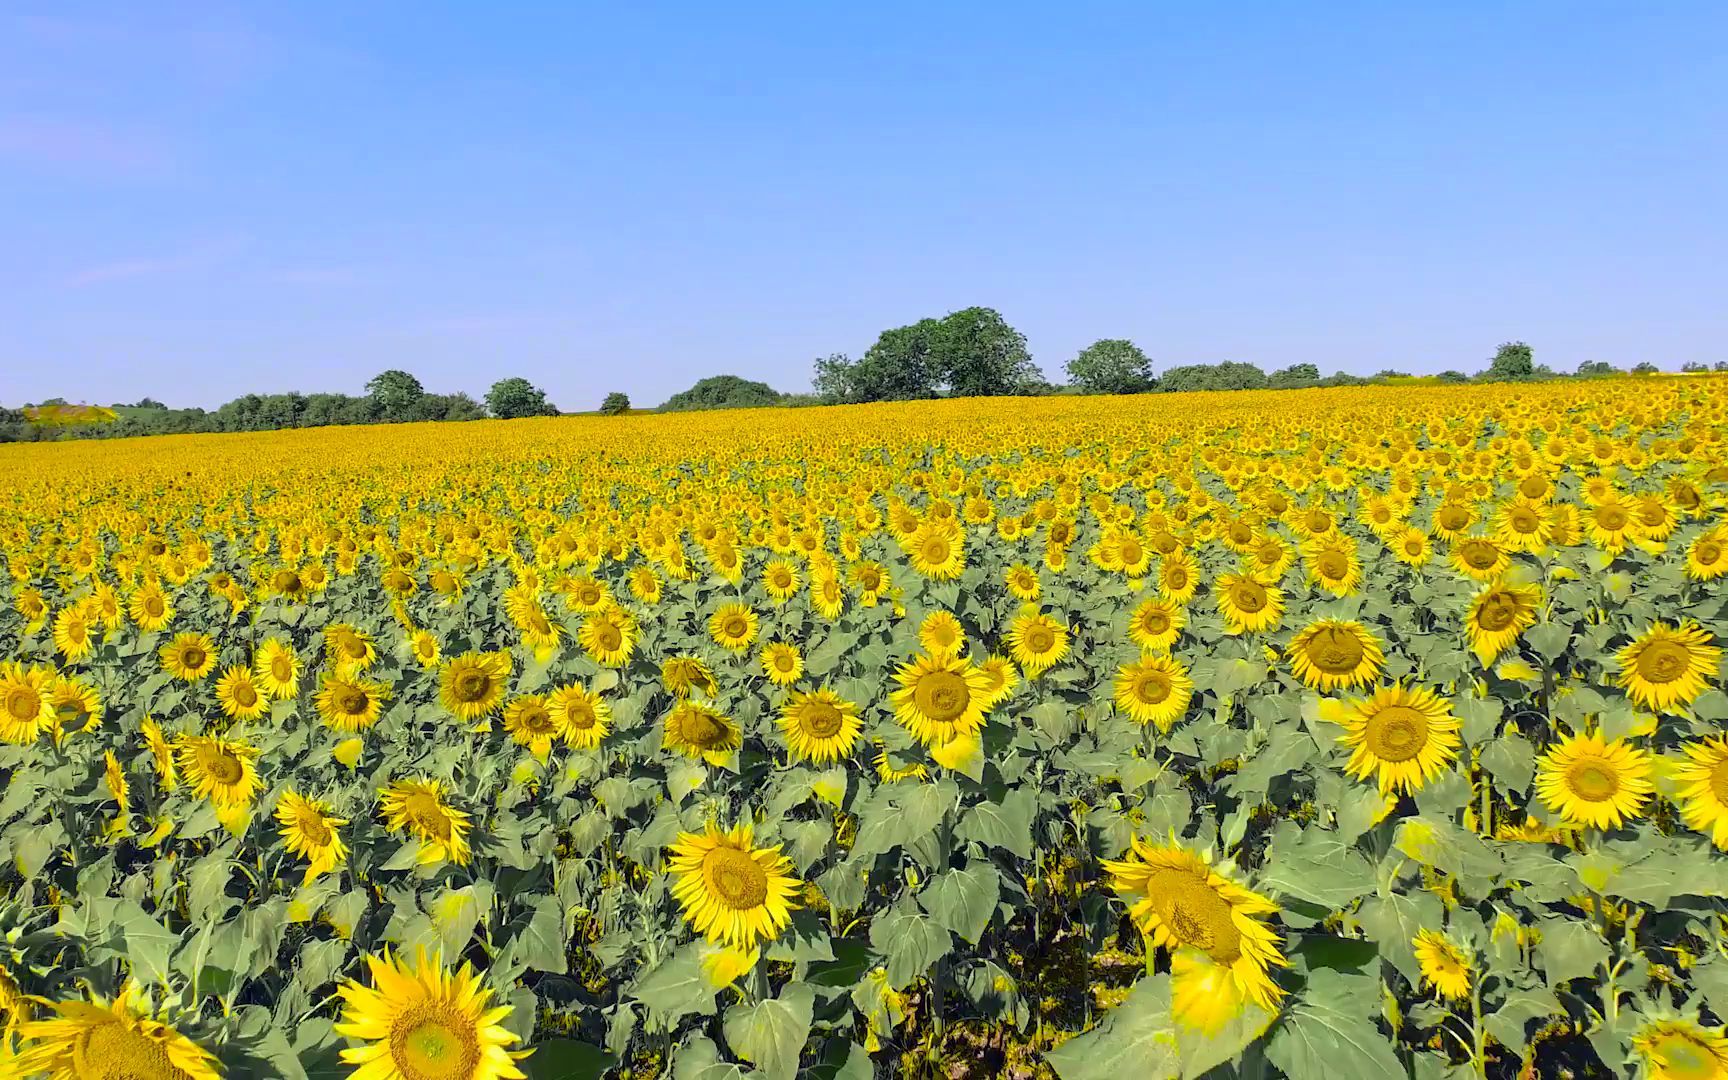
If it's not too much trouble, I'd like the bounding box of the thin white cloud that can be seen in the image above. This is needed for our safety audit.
[66,235,249,287]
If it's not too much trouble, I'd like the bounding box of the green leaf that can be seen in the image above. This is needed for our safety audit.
[723,983,814,1080]
[1535,918,1609,985]
[1484,981,1560,1051]
[523,1040,619,1080]
[918,865,1000,945]
[1265,970,1403,1080]
[1258,822,1376,909]
[114,901,177,985]
[633,943,718,1027]
[868,902,951,990]
[672,1035,759,1080]
[1480,735,1536,792]
[1044,975,1179,1080]
[1358,889,1445,984]
[187,857,238,923]
[957,787,1035,859]
[508,897,568,975]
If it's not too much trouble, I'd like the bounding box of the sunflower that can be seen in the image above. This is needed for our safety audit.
[128,583,173,632]
[906,521,965,580]
[1686,528,1728,582]
[851,561,888,606]
[548,682,611,750]
[140,717,177,790]
[763,560,800,602]
[1534,730,1653,830]
[1103,838,1285,1012]
[577,605,635,667]
[1248,535,1294,582]
[1586,496,1643,553]
[1633,1016,1728,1080]
[275,789,349,885]
[1159,550,1201,605]
[1113,655,1195,732]
[667,823,802,950]
[335,948,528,1080]
[0,660,51,746]
[1491,498,1555,553]
[628,564,663,603]
[1672,738,1728,850]
[253,637,302,700]
[664,700,741,766]
[439,651,511,721]
[324,623,378,674]
[409,628,442,669]
[1006,609,1070,676]
[778,688,862,764]
[174,733,262,807]
[1412,929,1472,1001]
[662,656,718,699]
[890,652,993,747]
[1464,578,1541,664]
[11,983,221,1080]
[46,673,102,744]
[1330,684,1461,794]
[52,603,96,662]
[380,779,473,866]
[502,694,561,762]
[1004,563,1042,602]
[1305,538,1361,595]
[102,749,130,839]
[210,664,268,722]
[315,672,389,732]
[1617,622,1721,713]
[918,611,967,659]
[514,602,564,658]
[159,631,218,682]
[1390,526,1431,567]
[744,643,798,689]
[708,603,760,652]
[810,568,847,620]
[975,654,1020,708]
[1215,574,1284,635]
[1449,537,1510,582]
[1287,619,1384,692]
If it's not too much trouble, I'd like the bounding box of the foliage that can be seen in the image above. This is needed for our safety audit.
[661,375,784,412]
[1486,341,1535,381]
[1268,363,1321,390]
[599,392,632,416]
[1065,340,1155,395]
[365,369,426,420]
[486,378,557,420]
[815,308,1043,402]
[1158,361,1269,393]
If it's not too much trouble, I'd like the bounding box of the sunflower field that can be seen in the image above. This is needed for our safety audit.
[2,380,1728,1080]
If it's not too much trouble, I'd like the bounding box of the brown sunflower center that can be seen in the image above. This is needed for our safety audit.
[432,571,457,593]
[340,637,368,660]
[1146,868,1242,963]
[721,615,748,640]
[1635,640,1690,684]
[389,1001,481,1080]
[1305,626,1366,674]
[298,811,332,846]
[773,650,798,673]
[202,749,244,785]
[914,671,971,723]
[1230,523,1255,545]
[518,705,556,735]
[1134,670,1172,705]
[1305,510,1332,533]
[1566,759,1619,802]
[1165,565,1189,589]
[564,700,597,730]
[1316,551,1349,580]
[404,793,453,840]
[5,687,42,723]
[271,655,294,682]
[1119,540,1144,564]
[179,646,206,670]
[921,536,952,564]
[1475,592,1522,632]
[144,596,165,617]
[1519,476,1548,499]
[1699,540,1724,566]
[798,701,845,738]
[528,613,552,635]
[452,670,491,703]
[1228,580,1267,613]
[1597,506,1629,532]
[274,570,302,593]
[1437,506,1470,531]
[73,1018,196,1080]
[680,708,727,748]
[232,682,258,708]
[1509,507,1541,534]
[1460,540,1499,570]
[1364,705,1429,763]
[1023,625,1056,654]
[704,845,769,909]
[1140,609,1171,635]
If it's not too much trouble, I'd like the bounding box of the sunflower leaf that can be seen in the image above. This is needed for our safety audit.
[723,983,814,1080]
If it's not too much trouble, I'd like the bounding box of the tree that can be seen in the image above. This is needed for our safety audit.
[415,392,486,421]
[661,375,783,411]
[1681,362,1709,373]
[810,307,1043,403]
[1066,339,1153,394]
[935,307,1041,397]
[1436,370,1470,383]
[1158,361,1268,393]
[1716,361,1728,372]
[1577,360,1618,378]
[133,397,166,409]
[486,378,555,419]
[599,392,631,415]
[1485,342,1534,381]
[1631,362,1660,375]
[365,370,425,420]
[1268,363,1320,389]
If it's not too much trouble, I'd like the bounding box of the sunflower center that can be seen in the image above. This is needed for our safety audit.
[1166,566,1189,589]
[1636,640,1690,684]
[565,701,597,730]
[914,671,971,723]
[1653,1033,1718,1079]
[275,570,302,593]
[1510,507,1541,533]
[452,670,491,703]
[1638,504,1666,526]
[203,749,244,785]
[73,1018,195,1080]
[232,682,258,708]
[1146,869,1241,963]
[1140,609,1170,635]
[1437,506,1470,530]
[722,616,748,639]
[1256,543,1282,565]
[594,624,622,651]
[1228,580,1267,613]
[681,710,726,747]
[1365,706,1430,763]
[1120,540,1143,564]
[1305,626,1366,674]
[1566,759,1619,802]
[799,701,845,738]
[5,688,40,722]
[1460,541,1499,569]
[341,638,368,660]
[298,811,332,846]
[180,646,206,670]
[432,572,456,593]
[1024,625,1055,654]
[774,651,797,673]
[271,655,294,682]
[390,1003,481,1080]
[404,793,453,840]
[1476,593,1521,632]
[1305,510,1332,533]
[704,845,770,909]
[144,596,165,617]
[1598,506,1628,531]
[1316,552,1349,579]
[520,706,555,734]
[1700,540,1724,565]
[921,537,952,564]
[1134,671,1172,704]
[529,613,552,635]
[1230,523,1254,545]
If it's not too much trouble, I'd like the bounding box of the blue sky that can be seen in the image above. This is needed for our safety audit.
[2,3,1723,410]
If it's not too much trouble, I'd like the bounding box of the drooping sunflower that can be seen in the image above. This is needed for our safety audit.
[439,651,511,721]
[628,564,663,604]
[275,789,349,885]
[1113,655,1195,732]
[1287,619,1384,692]
[1534,730,1654,830]
[918,610,967,659]
[334,948,528,1080]
[759,641,804,687]
[0,661,51,744]
[664,700,741,765]
[324,623,378,674]
[315,672,389,732]
[1672,738,1728,850]
[547,682,611,750]
[159,631,218,682]
[708,603,760,652]
[1633,1015,1728,1080]
[141,717,177,790]
[11,983,221,1080]
[502,695,561,762]
[662,656,718,699]
[1331,684,1462,794]
[253,637,302,700]
[890,652,993,747]
[1127,596,1186,652]
[1412,929,1473,1001]
[1464,578,1542,664]
[1215,574,1284,635]
[380,778,473,866]
[1103,837,1285,1014]
[1006,608,1070,677]
[778,688,862,764]
[103,749,130,839]
[1616,621,1721,713]
[174,733,262,808]
[214,665,269,721]
[667,822,802,950]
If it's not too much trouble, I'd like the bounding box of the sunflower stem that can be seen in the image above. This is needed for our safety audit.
[1469,972,1486,1077]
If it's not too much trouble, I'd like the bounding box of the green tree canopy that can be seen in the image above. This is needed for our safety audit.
[1485,341,1534,380]
[661,375,783,411]
[1064,339,1153,394]
[599,392,631,415]
[486,377,556,419]
[365,370,425,419]
[1158,361,1268,393]
[813,308,1042,402]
